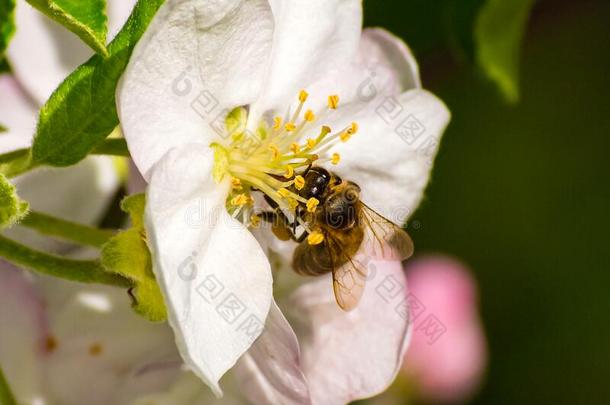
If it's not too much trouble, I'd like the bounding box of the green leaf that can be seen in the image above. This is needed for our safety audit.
[475,0,535,103]
[0,173,29,230]
[0,123,6,132]
[0,0,16,57]
[26,0,109,56]
[101,194,166,322]
[31,0,164,167]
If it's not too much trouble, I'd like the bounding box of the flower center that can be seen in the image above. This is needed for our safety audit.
[211,90,358,228]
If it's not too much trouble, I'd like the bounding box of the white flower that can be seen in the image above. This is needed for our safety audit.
[117,0,450,401]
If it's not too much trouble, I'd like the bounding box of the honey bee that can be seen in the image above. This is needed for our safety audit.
[262,167,414,311]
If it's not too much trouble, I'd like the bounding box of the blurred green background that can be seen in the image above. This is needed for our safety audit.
[365,0,610,403]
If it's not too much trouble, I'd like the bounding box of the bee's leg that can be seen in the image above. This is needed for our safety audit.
[295,230,308,244]
[259,210,299,242]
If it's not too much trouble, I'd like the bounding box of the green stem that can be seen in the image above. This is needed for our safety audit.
[20,211,115,248]
[0,235,130,287]
[0,148,37,178]
[0,365,17,405]
[92,138,130,157]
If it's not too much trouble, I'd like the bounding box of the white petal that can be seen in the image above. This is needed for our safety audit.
[8,0,137,104]
[146,143,272,395]
[295,27,421,114]
[358,28,421,91]
[328,89,450,224]
[38,278,180,405]
[234,302,311,405]
[0,265,46,403]
[249,0,362,117]
[290,261,411,404]
[118,0,274,179]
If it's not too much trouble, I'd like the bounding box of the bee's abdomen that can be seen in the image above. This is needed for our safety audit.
[292,243,335,276]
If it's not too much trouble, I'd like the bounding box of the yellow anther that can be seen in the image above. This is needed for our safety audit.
[304,109,315,122]
[269,144,280,159]
[273,116,283,130]
[231,194,249,206]
[328,94,339,109]
[306,138,317,149]
[294,175,305,190]
[250,214,261,228]
[299,90,309,102]
[231,177,242,190]
[285,122,296,132]
[306,197,320,213]
[290,143,301,154]
[284,165,295,179]
[340,131,351,142]
[347,122,359,135]
[278,188,291,198]
[307,231,325,245]
[331,153,341,165]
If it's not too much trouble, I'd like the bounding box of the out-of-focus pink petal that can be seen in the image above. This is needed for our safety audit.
[289,260,410,404]
[0,262,48,403]
[403,256,487,403]
[234,302,311,405]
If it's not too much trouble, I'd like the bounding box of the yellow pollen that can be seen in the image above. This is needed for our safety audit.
[269,144,280,159]
[284,165,295,179]
[307,231,325,245]
[290,143,301,154]
[299,90,309,102]
[278,188,291,198]
[294,175,305,190]
[340,131,351,142]
[304,109,315,122]
[331,153,341,165]
[250,214,261,228]
[306,197,320,213]
[328,94,339,109]
[231,177,242,190]
[273,117,282,130]
[306,138,317,149]
[231,194,249,206]
[285,122,296,132]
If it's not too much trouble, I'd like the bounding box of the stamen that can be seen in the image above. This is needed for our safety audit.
[299,90,309,102]
[294,175,305,190]
[284,165,295,179]
[328,94,339,109]
[304,109,315,122]
[213,90,354,223]
[231,177,242,190]
[306,197,320,213]
[231,194,249,206]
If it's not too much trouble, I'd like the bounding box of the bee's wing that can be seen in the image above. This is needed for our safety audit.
[360,203,414,261]
[325,233,368,311]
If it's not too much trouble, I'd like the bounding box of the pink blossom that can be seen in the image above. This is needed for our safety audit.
[403,256,487,403]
